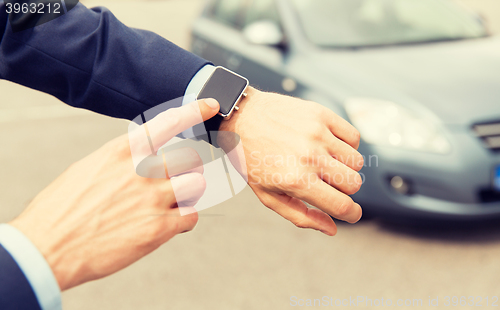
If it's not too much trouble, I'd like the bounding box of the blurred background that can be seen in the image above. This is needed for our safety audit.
[1,0,500,309]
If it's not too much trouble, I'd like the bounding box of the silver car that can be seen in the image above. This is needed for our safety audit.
[191,0,500,220]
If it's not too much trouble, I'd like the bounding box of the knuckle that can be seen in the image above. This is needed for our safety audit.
[128,130,151,157]
[281,177,305,194]
[184,213,199,230]
[150,187,167,207]
[170,211,199,234]
[258,193,274,208]
[191,173,207,195]
[308,123,325,141]
[335,197,354,218]
[178,173,206,205]
[110,136,132,159]
[310,131,324,143]
[193,164,204,175]
[292,217,310,229]
[183,147,203,167]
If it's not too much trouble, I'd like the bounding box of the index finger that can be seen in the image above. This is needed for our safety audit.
[145,98,220,152]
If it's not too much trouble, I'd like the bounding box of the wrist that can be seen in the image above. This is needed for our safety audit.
[9,217,80,291]
[219,86,260,133]
[0,223,63,309]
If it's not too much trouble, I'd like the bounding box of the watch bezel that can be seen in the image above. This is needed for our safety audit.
[197,66,249,120]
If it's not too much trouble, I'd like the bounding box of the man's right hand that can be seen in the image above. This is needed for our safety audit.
[9,98,220,291]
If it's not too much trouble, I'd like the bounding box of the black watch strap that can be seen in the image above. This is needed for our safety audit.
[205,114,224,146]
[192,113,242,153]
[191,114,224,147]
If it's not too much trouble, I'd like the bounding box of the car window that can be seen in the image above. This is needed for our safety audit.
[244,0,281,27]
[291,0,486,48]
[212,0,247,29]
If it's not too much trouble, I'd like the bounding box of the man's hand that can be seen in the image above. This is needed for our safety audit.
[9,98,220,291]
[220,87,363,236]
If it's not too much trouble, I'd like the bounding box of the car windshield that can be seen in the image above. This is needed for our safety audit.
[291,0,487,48]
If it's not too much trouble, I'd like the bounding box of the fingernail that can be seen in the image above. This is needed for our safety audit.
[205,98,219,110]
[353,203,362,223]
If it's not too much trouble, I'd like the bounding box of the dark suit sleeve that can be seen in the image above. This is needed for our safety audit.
[0,245,42,310]
[0,2,210,120]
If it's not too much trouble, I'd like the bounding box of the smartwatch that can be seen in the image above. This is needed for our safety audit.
[195,66,249,145]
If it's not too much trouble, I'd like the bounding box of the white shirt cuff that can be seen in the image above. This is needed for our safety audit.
[183,64,216,104]
[0,224,62,310]
[182,64,216,139]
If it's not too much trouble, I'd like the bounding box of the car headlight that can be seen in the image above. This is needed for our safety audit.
[344,98,451,154]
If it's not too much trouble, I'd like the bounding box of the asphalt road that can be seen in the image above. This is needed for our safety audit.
[1,0,500,309]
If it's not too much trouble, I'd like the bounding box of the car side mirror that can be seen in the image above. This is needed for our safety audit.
[477,12,487,24]
[476,13,492,35]
[243,20,284,47]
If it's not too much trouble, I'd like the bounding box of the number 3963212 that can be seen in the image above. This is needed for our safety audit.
[5,2,62,15]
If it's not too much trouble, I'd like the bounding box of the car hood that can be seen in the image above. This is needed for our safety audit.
[312,36,500,125]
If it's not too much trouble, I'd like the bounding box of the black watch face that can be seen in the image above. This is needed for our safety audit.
[197,67,248,116]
